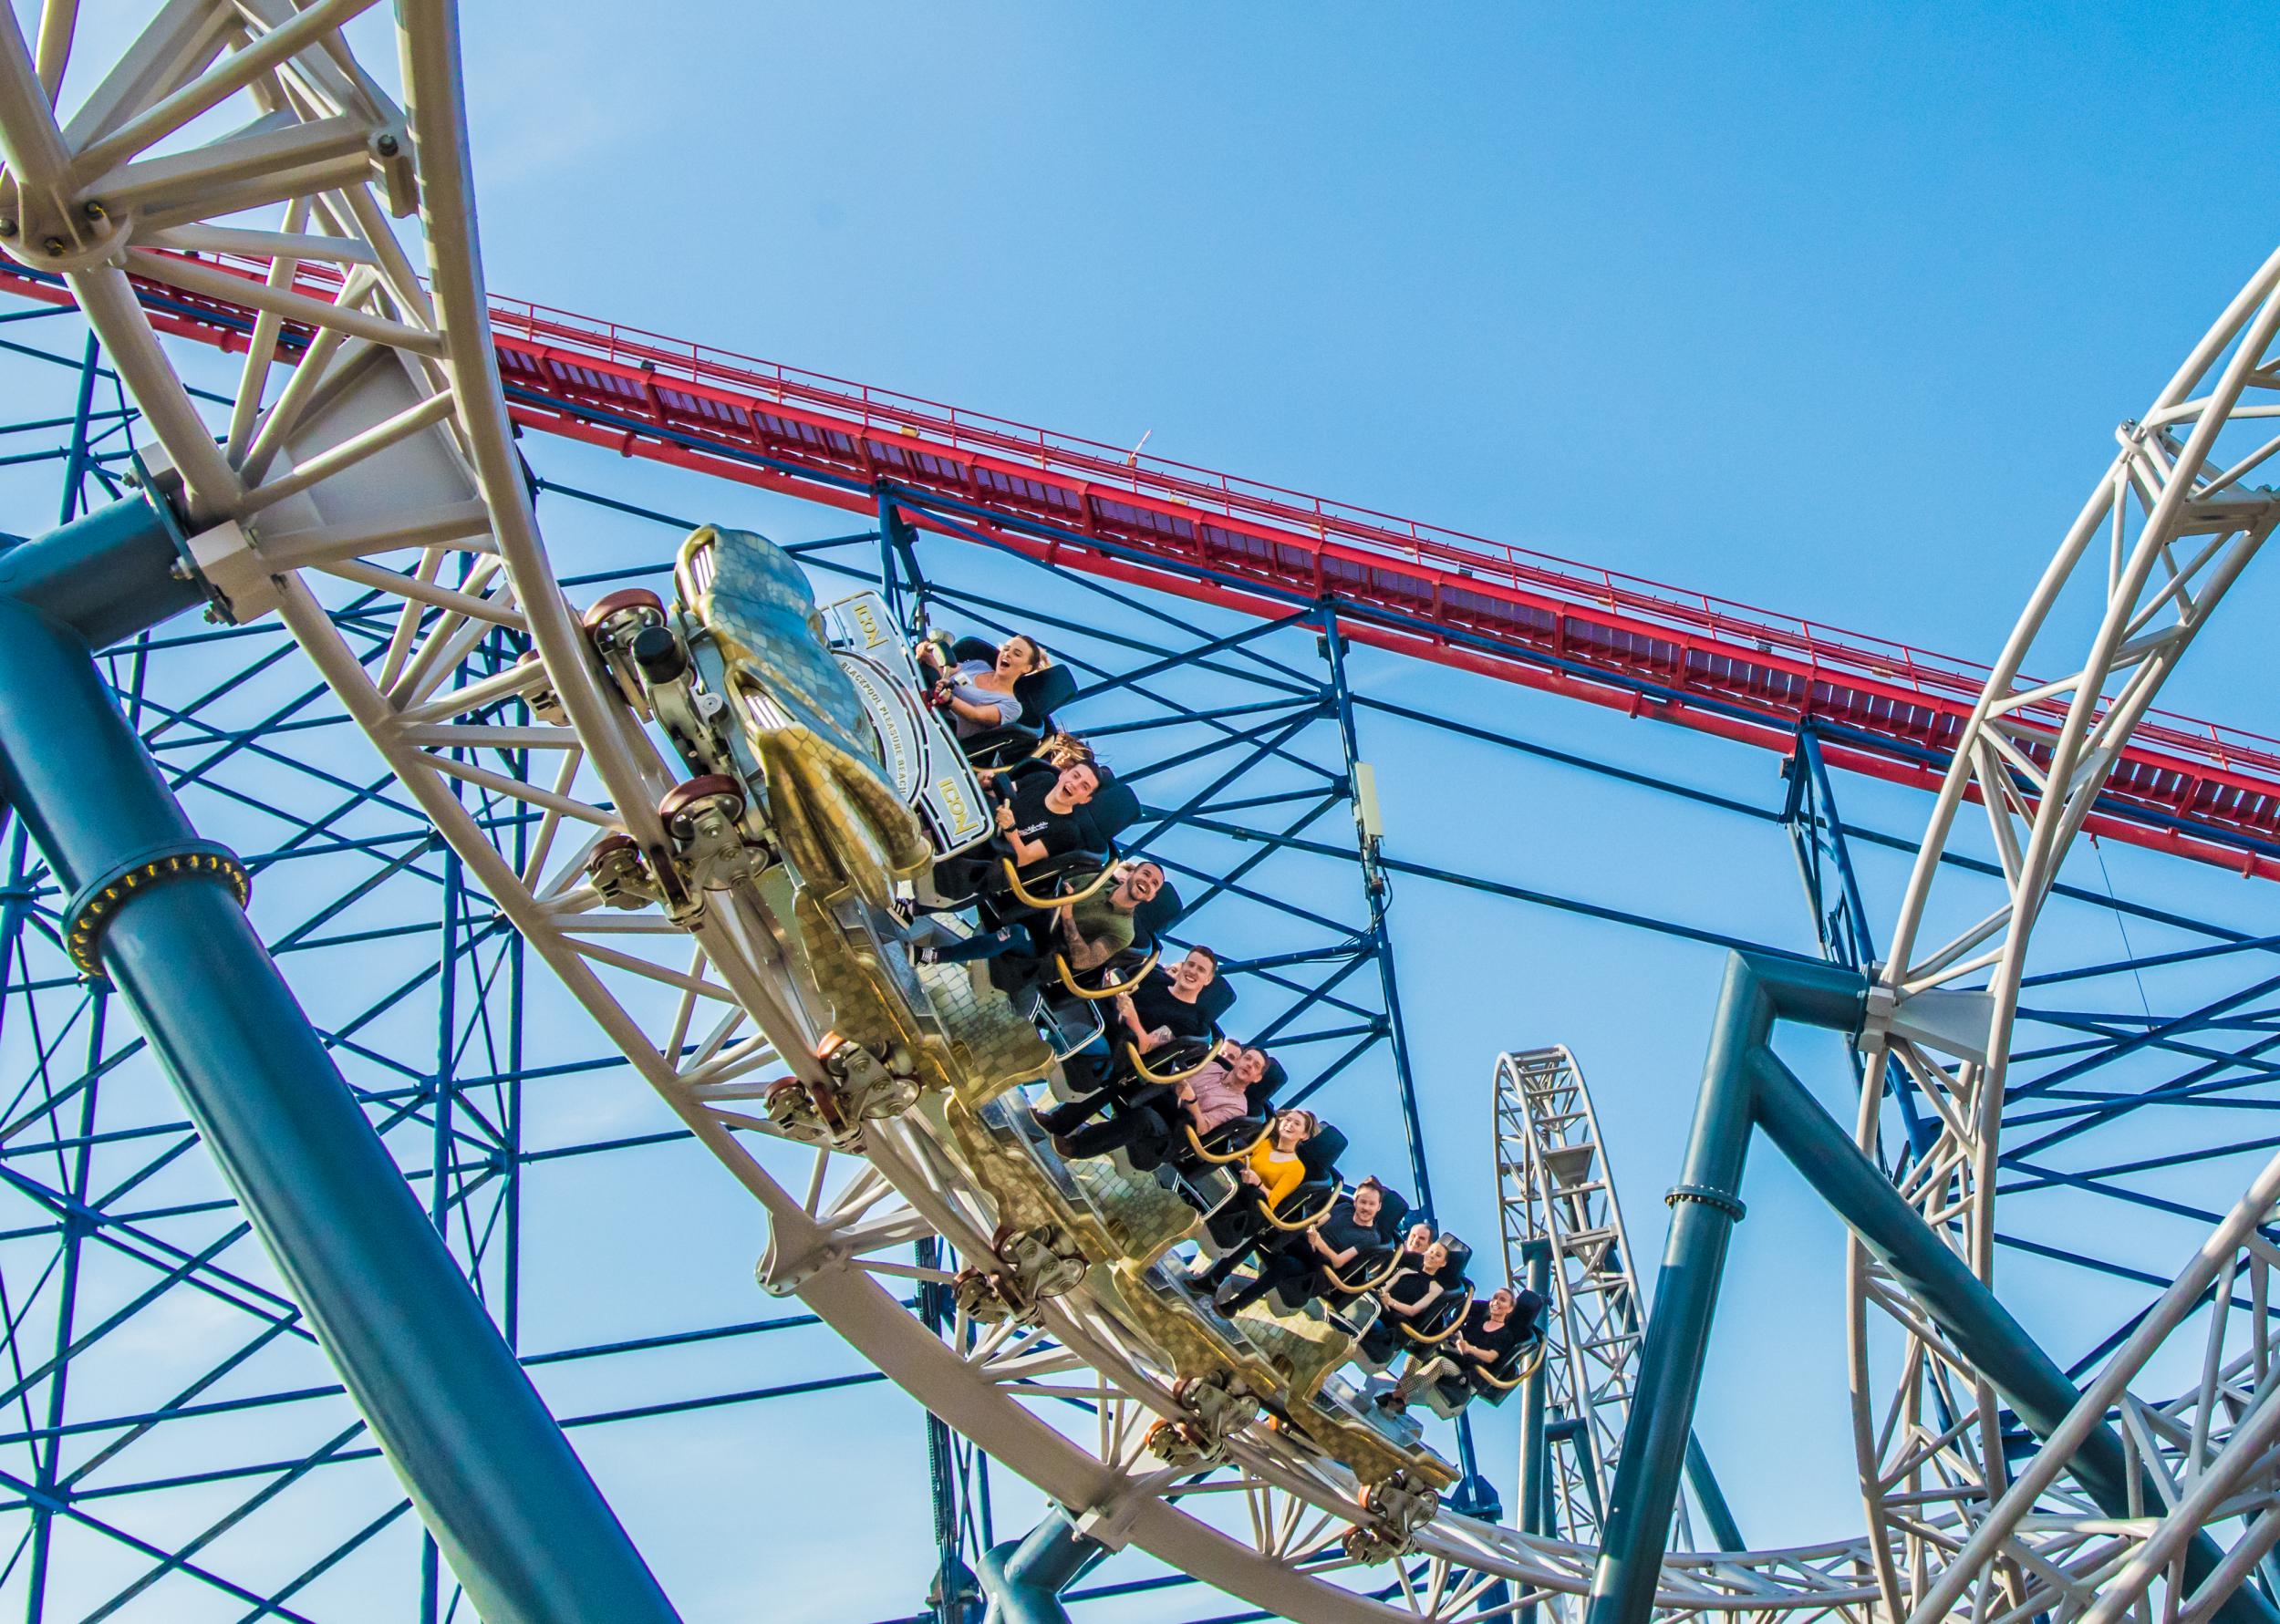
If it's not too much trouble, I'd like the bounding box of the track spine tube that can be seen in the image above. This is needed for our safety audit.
[0,502,681,1624]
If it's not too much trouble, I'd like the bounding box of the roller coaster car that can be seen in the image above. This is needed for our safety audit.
[647,533,1456,1495]
[927,636,1080,769]
[664,528,995,870]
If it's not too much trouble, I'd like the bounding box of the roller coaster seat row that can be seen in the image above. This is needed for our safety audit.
[576,524,1544,1559]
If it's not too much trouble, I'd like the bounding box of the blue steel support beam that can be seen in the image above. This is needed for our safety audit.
[1583,951,2272,1624]
[977,1506,1103,1624]
[1681,1433,1742,1554]
[877,493,923,629]
[1782,728,1933,1162]
[1318,608,1435,1220]
[0,498,681,1624]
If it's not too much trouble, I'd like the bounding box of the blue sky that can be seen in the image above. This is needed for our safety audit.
[472,5,2280,1616]
[8,5,2280,1619]
[430,7,2280,1615]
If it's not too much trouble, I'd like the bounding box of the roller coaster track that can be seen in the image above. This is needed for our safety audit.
[2,250,2279,883]
[0,5,2275,1622]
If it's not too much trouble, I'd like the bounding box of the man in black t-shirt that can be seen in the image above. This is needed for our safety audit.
[1117,946,1218,1055]
[1218,1177,1389,1315]
[997,760,1102,874]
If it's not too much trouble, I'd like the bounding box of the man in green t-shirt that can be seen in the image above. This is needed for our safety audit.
[1059,860,1165,972]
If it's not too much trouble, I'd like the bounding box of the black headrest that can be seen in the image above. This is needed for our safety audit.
[1370,1184,1412,1235]
[1298,1122,1347,1180]
[1078,779,1141,843]
[1249,1056,1288,1110]
[1193,977,1237,1025]
[1435,1238,1474,1285]
[950,636,999,667]
[999,756,1056,790]
[1014,664,1077,727]
[1128,881,1181,946]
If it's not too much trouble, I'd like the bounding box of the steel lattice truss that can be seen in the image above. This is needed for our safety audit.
[1491,1048,1648,1552]
[0,5,2275,1619]
[0,306,1445,1620]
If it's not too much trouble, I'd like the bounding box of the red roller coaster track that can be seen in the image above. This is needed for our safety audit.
[6,252,2278,882]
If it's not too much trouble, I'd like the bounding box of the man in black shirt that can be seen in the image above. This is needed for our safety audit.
[1117,946,1218,1054]
[997,760,1103,873]
[1218,1177,1388,1315]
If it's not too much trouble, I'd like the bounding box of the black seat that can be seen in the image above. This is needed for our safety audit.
[1078,779,1142,846]
[1400,1240,1476,1350]
[1128,882,1182,948]
[1372,1184,1412,1237]
[1297,1122,1347,1186]
[948,636,1079,767]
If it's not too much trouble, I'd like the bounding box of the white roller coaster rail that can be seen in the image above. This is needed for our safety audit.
[1850,240,2280,1623]
[0,4,2273,1620]
[1492,1046,1663,1555]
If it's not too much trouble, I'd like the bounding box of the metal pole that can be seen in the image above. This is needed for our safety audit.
[421,841,465,1624]
[1516,1239,1552,1542]
[0,500,682,1624]
[1320,604,1481,1480]
[24,980,103,1622]
[1585,955,1788,1621]
[917,1234,976,1623]
[1682,1433,1743,1553]
[877,491,924,630]
[1317,608,1435,1215]
[976,1506,1101,1624]
[57,333,97,526]
[1788,728,1933,1158]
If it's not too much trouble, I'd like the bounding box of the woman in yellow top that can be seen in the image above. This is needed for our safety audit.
[1238,1109,1320,1212]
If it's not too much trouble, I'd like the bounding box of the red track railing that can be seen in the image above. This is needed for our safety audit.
[7,252,2277,880]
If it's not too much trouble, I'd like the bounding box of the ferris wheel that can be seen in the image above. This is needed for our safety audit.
[0,5,2274,1623]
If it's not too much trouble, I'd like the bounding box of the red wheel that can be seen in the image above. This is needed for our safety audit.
[657,774,745,823]
[580,587,664,631]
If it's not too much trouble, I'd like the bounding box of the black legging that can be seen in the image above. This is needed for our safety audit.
[1195,1198,1280,1292]
[1218,1239,1318,1313]
[1053,1084,1179,1169]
